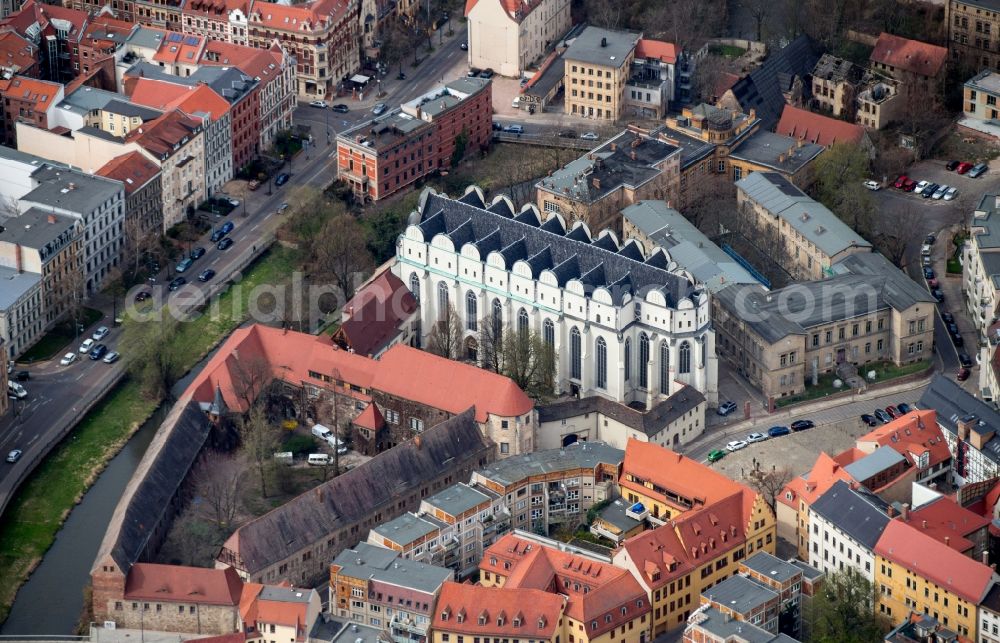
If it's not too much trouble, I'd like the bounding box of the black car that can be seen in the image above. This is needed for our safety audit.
[198,268,216,282]
[947,160,961,171]
[397,71,407,80]
[478,68,495,78]
[860,413,878,426]
[791,419,815,431]
[468,67,482,77]
[874,408,892,423]
[332,104,350,113]
[217,237,234,250]
[14,370,29,382]
[89,344,108,360]
[275,173,290,186]
[947,322,960,335]
[190,246,206,260]
[491,121,503,131]
[926,234,936,244]
[923,267,935,279]
[558,130,577,138]
[168,276,186,291]
[960,352,974,367]
[954,334,965,347]
[942,312,954,324]
[922,183,939,198]
[931,288,944,302]
[897,402,913,414]
[211,229,225,243]
[134,290,151,303]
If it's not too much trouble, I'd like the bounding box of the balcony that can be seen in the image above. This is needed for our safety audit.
[391,616,427,637]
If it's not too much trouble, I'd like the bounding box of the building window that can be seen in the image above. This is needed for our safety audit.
[596,337,607,389]
[518,308,529,335]
[492,299,503,341]
[543,319,554,348]
[409,273,420,301]
[679,341,691,374]
[437,282,448,321]
[466,291,478,331]
[659,342,669,394]
[571,327,582,380]
[624,338,631,381]
[638,333,650,388]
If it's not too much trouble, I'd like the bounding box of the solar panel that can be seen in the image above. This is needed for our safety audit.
[184,36,199,45]
[167,32,182,42]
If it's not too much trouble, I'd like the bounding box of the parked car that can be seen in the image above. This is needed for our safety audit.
[6,449,21,463]
[874,408,892,423]
[210,222,234,243]
[332,104,350,113]
[168,276,186,291]
[953,334,965,347]
[947,160,960,171]
[922,183,940,198]
[768,426,791,437]
[78,338,94,353]
[8,382,27,399]
[92,326,109,341]
[14,370,29,382]
[190,246,206,260]
[478,68,495,78]
[247,179,260,191]
[217,237,234,250]
[175,257,194,273]
[932,184,949,199]
[944,186,959,200]
[914,180,931,194]
[725,439,748,452]
[902,178,916,191]
[926,234,936,244]
[885,405,899,418]
[372,102,388,115]
[309,100,327,108]
[103,351,120,364]
[959,367,972,381]
[747,432,768,443]
[275,173,290,186]
[927,278,939,288]
[863,180,881,191]
[922,255,932,267]
[504,124,524,134]
[580,131,600,141]
[947,322,959,335]
[707,449,726,463]
[932,288,944,302]
[491,121,503,131]
[558,130,577,138]
[717,400,738,416]
[942,312,954,324]
[897,403,913,414]
[791,419,815,431]
[957,162,974,174]
[921,243,932,256]
[198,268,216,282]
[970,163,989,178]
[60,353,77,366]
[894,175,910,189]
[511,97,520,108]
[89,344,108,360]
[460,42,468,50]
[860,413,878,426]
[960,353,974,367]
[923,267,935,279]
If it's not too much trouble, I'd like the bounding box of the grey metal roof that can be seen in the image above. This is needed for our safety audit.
[0,144,59,167]
[595,498,644,532]
[830,253,937,308]
[661,127,715,169]
[423,482,492,518]
[331,542,452,594]
[537,129,680,204]
[259,586,315,603]
[621,200,760,292]
[537,387,705,437]
[809,479,890,549]
[563,26,640,69]
[125,60,258,105]
[370,512,446,546]
[475,441,623,488]
[727,35,822,129]
[787,559,824,581]
[965,70,1000,95]
[0,207,77,250]
[920,374,1000,464]
[954,0,1000,11]
[415,190,699,306]
[525,55,565,99]
[843,446,907,483]
[729,130,825,174]
[0,265,40,310]
[687,606,795,642]
[127,26,167,49]
[444,76,490,96]
[59,86,121,114]
[103,98,162,120]
[21,165,123,215]
[736,171,871,257]
[704,574,778,614]
[740,551,802,585]
[973,194,1000,250]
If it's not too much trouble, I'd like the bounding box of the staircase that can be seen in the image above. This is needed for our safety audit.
[836,361,866,392]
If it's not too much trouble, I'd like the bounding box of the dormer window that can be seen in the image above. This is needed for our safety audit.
[620,607,627,616]
[591,621,598,630]
[490,557,497,566]
[636,599,644,608]
[605,615,612,624]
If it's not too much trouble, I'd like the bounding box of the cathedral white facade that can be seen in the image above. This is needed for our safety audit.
[393,187,719,408]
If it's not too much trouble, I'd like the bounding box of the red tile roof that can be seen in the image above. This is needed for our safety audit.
[124,563,243,605]
[464,0,545,23]
[433,582,565,638]
[856,409,951,473]
[871,32,947,79]
[875,519,996,603]
[354,402,385,431]
[96,151,160,196]
[0,29,36,75]
[185,324,533,423]
[240,583,313,639]
[334,269,417,357]
[250,0,353,32]
[129,77,191,108]
[0,75,61,113]
[200,41,284,81]
[1,0,87,41]
[480,534,650,637]
[126,109,202,159]
[168,84,230,122]
[635,39,677,64]
[776,104,865,148]
[153,32,205,65]
[778,451,856,511]
[903,496,990,554]
[184,0,250,17]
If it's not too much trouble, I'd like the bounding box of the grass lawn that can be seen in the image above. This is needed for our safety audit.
[776,361,929,408]
[19,308,103,363]
[0,245,301,624]
[934,130,1000,163]
[947,257,963,275]
[775,373,841,408]
[709,44,746,58]
[863,359,930,381]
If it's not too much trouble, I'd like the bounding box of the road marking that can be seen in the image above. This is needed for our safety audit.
[251,223,260,232]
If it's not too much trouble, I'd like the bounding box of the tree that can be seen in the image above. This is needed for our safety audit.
[500,328,556,400]
[450,130,469,168]
[230,353,274,412]
[812,142,876,237]
[478,312,505,374]
[193,451,244,532]
[686,173,737,235]
[897,91,952,160]
[743,466,794,513]
[427,304,464,360]
[805,568,891,642]
[742,0,770,41]
[239,404,280,498]
[310,213,374,302]
[584,0,623,29]
[122,314,186,400]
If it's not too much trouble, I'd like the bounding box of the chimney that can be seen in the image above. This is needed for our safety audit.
[984,550,990,566]
[630,151,637,161]
[47,214,55,224]
[958,416,974,441]
[601,37,607,47]
[922,520,927,529]
[414,435,422,449]
[945,536,950,547]
[887,506,895,518]
[610,142,617,152]
[901,503,909,521]
[592,177,601,190]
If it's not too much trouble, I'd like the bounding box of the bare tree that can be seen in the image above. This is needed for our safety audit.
[230,353,274,412]
[193,451,245,531]
[584,0,623,29]
[123,314,186,400]
[501,328,556,400]
[896,91,952,161]
[744,466,794,513]
[478,312,504,374]
[311,213,374,301]
[239,404,280,498]
[742,0,770,41]
[123,215,158,282]
[427,304,464,360]
[686,173,737,235]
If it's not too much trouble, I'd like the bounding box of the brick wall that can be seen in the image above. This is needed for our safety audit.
[102,599,239,634]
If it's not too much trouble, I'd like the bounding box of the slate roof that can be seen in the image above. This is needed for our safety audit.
[424,482,492,518]
[703,574,778,614]
[729,130,824,174]
[809,479,890,550]
[369,511,447,547]
[536,386,706,437]
[662,127,715,169]
[920,374,1000,464]
[726,35,823,129]
[474,441,623,488]
[973,194,1000,250]
[740,551,802,585]
[0,207,76,252]
[331,542,453,594]
[563,26,640,69]
[843,446,907,485]
[20,164,123,215]
[0,265,40,310]
[414,189,698,307]
[220,409,491,577]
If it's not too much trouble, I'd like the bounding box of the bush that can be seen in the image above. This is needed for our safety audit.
[585,499,611,525]
[283,434,316,456]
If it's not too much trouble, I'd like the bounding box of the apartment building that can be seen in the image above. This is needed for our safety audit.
[0,266,42,359]
[727,130,824,187]
[240,584,322,642]
[625,39,679,118]
[132,0,185,32]
[775,105,869,151]
[535,128,681,234]
[96,151,163,239]
[0,30,37,79]
[563,27,639,120]
[77,15,135,75]
[738,552,814,639]
[2,0,88,82]
[396,188,719,407]
[735,172,871,281]
[981,585,1000,643]
[810,54,864,118]
[965,194,1000,340]
[681,605,795,643]
[807,480,890,582]
[470,441,623,534]
[920,374,1000,484]
[870,32,946,92]
[181,0,251,46]
[465,0,570,78]
[431,583,568,643]
[0,75,63,145]
[329,542,453,638]
[247,0,359,101]
[947,0,1000,72]
[854,409,952,487]
[963,70,1000,141]
[338,77,491,202]
[699,575,780,634]
[50,85,162,136]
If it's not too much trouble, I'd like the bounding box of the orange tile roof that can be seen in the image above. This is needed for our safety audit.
[250,0,352,31]
[635,39,677,64]
[354,402,385,431]
[433,582,565,638]
[240,583,312,638]
[856,409,951,472]
[82,14,135,44]
[875,519,996,603]
[335,268,417,357]
[480,534,650,636]
[168,84,230,122]
[96,151,160,196]
[153,31,205,65]
[124,563,243,605]
[778,451,856,511]
[0,75,61,113]
[129,76,191,108]
[0,29,36,74]
[903,496,990,554]
[776,104,865,147]
[464,0,544,22]
[126,109,202,158]
[871,32,947,79]
[620,440,747,514]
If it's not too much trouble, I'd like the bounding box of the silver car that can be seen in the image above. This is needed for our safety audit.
[932,184,949,199]
[944,186,958,201]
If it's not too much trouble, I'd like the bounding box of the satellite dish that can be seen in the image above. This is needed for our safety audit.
[833,379,843,388]
[867,370,877,381]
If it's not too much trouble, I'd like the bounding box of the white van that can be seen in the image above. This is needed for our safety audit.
[273,451,293,465]
[307,453,332,466]
[7,381,26,399]
[311,423,332,442]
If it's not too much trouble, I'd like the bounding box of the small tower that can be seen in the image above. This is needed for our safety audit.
[207,383,226,424]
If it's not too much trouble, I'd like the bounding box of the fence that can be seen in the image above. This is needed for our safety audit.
[492,131,598,150]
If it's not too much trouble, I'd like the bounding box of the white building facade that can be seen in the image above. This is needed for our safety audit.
[806,480,889,583]
[464,0,571,78]
[394,187,718,407]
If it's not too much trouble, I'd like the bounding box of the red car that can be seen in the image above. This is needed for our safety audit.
[957,162,974,174]
[928,278,939,288]
[885,405,899,418]
[958,367,971,381]
[894,175,909,189]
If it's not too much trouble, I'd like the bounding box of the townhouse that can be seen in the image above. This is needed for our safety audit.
[981,584,1000,643]
[681,605,798,643]
[0,75,63,145]
[329,542,453,638]
[920,374,1000,484]
[181,0,251,46]
[962,70,1000,139]
[77,15,136,76]
[431,583,568,643]
[240,584,322,642]
[807,480,890,581]
[465,0,570,78]
[964,194,1000,341]
[396,188,719,407]
[854,409,952,487]
[777,452,856,560]
[0,29,37,79]
[0,264,42,359]
[96,151,163,239]
[738,552,816,639]
[50,84,162,136]
[563,27,639,121]
[948,0,1000,71]
[535,128,681,234]
[699,575,781,634]
[904,495,990,560]
[2,0,88,82]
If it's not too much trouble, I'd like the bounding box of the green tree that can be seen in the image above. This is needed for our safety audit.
[500,327,555,400]
[122,314,186,400]
[805,568,891,642]
[812,142,875,237]
[450,131,469,168]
